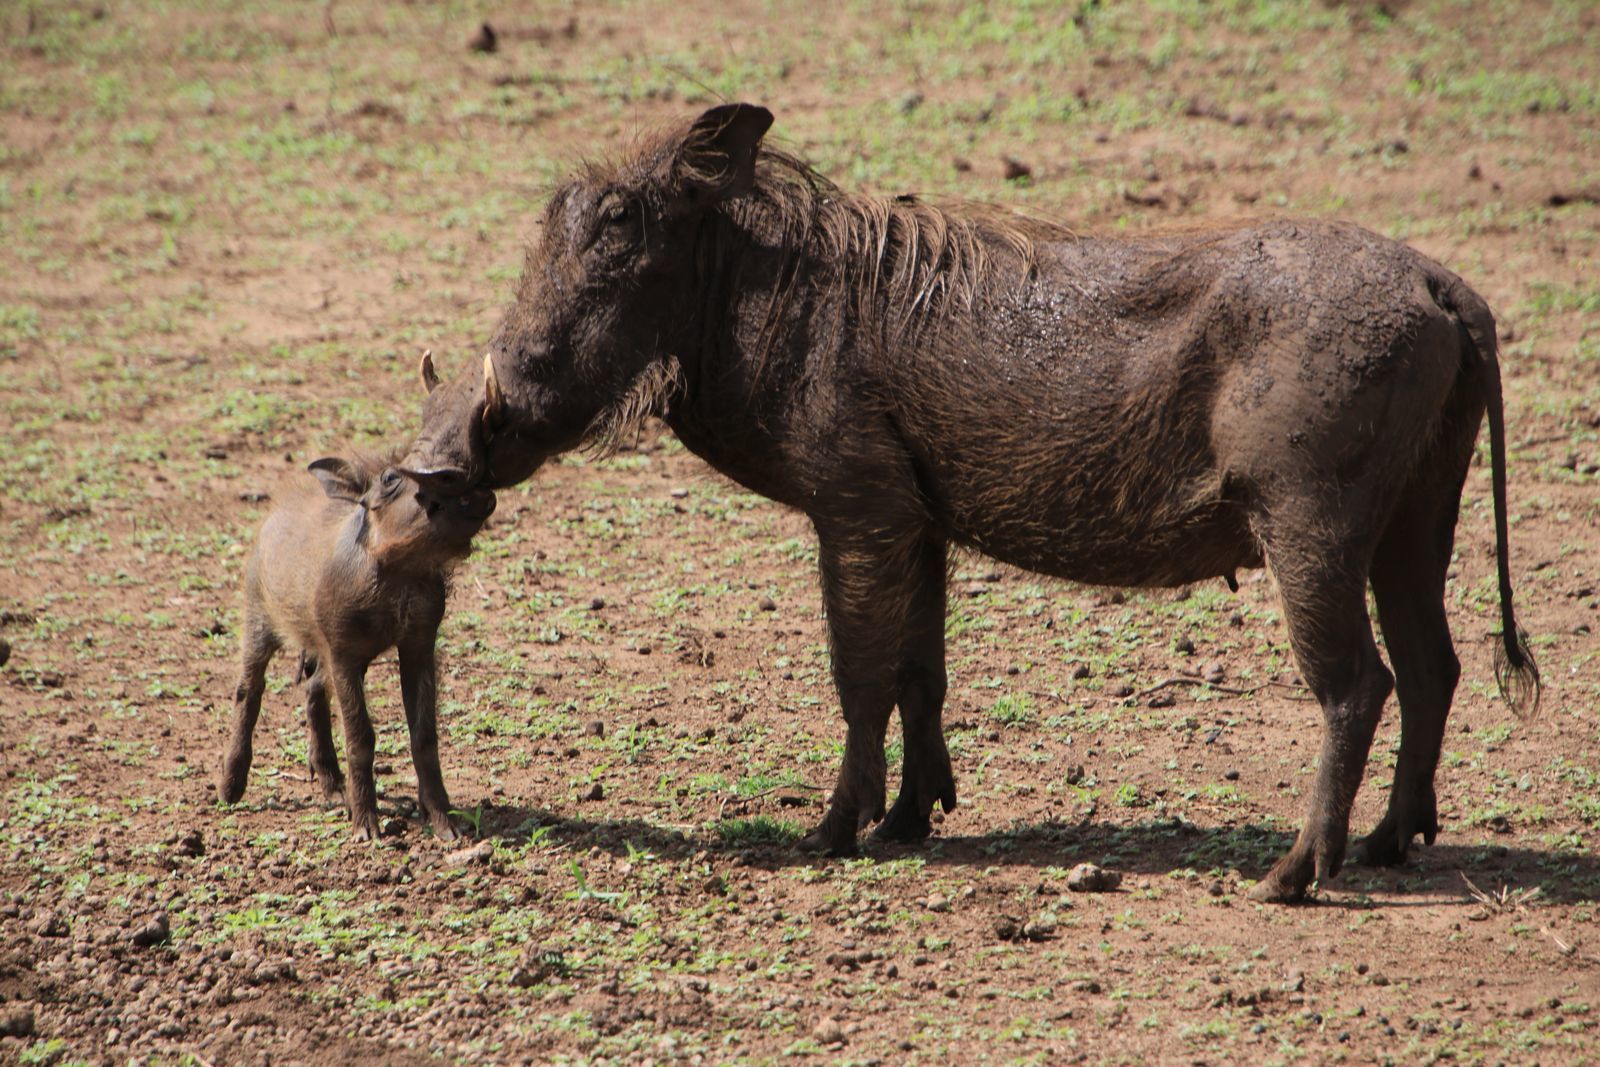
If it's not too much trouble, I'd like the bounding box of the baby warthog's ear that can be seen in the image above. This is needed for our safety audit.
[675,103,773,205]
[308,457,366,503]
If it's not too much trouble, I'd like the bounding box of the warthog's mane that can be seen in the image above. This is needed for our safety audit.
[727,147,1077,351]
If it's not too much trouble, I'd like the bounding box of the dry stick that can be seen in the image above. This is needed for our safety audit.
[717,784,822,820]
[1132,677,1310,700]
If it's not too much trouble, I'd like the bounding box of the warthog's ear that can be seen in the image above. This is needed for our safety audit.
[419,348,440,394]
[308,457,366,503]
[675,103,774,205]
[481,351,506,435]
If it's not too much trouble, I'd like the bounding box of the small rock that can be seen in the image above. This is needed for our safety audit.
[994,917,1020,941]
[669,487,689,499]
[588,597,605,611]
[1175,636,1195,655]
[1202,662,1225,684]
[33,914,69,938]
[1148,691,1176,708]
[583,720,605,738]
[0,1010,33,1037]
[1223,769,1240,782]
[1002,157,1032,181]
[897,90,924,114]
[1071,663,1090,680]
[757,596,776,612]
[129,912,170,947]
[173,828,205,858]
[1022,917,1057,941]
[812,1016,846,1045]
[1066,863,1121,893]
[582,782,605,802]
[444,841,494,866]
[467,21,497,53]
[203,445,227,460]
[238,490,269,503]
[0,638,9,668]
[923,893,950,913]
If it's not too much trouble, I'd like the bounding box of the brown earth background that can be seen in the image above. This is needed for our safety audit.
[2,1,1598,1064]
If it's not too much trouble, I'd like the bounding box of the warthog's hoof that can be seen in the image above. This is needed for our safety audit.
[873,796,933,844]
[216,759,249,805]
[429,812,462,842]
[797,823,858,858]
[350,814,381,843]
[1355,800,1438,868]
[315,775,347,806]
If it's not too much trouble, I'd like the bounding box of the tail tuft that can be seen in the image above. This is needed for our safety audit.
[1493,626,1542,720]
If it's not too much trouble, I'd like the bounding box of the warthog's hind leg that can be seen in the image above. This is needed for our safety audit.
[1357,457,1467,867]
[300,654,346,806]
[1250,521,1393,903]
[217,611,278,804]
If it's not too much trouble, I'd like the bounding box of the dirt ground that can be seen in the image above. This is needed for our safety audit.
[2,1,1598,1064]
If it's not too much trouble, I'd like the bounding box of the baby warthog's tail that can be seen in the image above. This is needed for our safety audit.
[1436,272,1541,717]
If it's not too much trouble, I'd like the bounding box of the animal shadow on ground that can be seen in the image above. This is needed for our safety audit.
[467,801,1598,906]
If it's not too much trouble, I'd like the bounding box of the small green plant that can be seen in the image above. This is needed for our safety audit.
[565,859,626,904]
[450,803,485,838]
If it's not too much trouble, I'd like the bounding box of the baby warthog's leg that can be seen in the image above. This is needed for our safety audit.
[398,639,459,841]
[299,653,345,806]
[216,614,277,804]
[329,661,381,842]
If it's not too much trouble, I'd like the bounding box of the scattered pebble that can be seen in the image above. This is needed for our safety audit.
[811,1016,845,1045]
[1002,156,1032,181]
[0,1010,34,1038]
[129,912,170,948]
[443,841,494,866]
[467,21,497,53]
[757,595,776,612]
[1066,863,1121,893]
[584,720,606,738]
[582,782,605,802]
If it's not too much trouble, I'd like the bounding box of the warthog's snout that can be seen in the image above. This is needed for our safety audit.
[400,464,473,497]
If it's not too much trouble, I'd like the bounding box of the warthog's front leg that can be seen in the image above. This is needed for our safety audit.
[798,529,918,856]
[399,639,459,841]
[875,534,957,844]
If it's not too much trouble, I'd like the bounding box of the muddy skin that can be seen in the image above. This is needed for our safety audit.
[216,450,495,842]
[404,104,1539,902]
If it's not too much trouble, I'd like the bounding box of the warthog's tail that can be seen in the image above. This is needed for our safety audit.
[1437,272,1542,718]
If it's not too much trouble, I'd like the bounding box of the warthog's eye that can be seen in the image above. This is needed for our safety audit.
[592,193,638,246]
[379,469,403,495]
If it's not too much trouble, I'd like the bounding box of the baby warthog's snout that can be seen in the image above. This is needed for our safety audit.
[452,487,496,521]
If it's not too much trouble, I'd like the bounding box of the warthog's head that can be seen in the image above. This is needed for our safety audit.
[403,103,775,493]
[309,455,496,569]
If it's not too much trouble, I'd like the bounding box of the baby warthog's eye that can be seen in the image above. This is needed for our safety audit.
[379,469,403,494]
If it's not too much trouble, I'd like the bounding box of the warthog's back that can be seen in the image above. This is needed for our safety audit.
[878,217,1470,587]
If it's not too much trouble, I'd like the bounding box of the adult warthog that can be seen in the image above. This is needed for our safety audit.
[404,104,1539,902]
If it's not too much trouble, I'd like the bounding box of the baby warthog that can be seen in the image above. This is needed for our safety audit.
[216,452,495,841]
